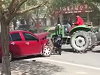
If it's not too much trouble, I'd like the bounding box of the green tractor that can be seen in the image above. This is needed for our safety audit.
[46,24,97,53]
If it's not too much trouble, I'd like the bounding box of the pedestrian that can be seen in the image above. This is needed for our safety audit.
[53,35,62,55]
[73,13,84,26]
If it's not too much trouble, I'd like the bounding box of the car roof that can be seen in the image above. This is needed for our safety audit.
[10,30,39,38]
[10,30,30,33]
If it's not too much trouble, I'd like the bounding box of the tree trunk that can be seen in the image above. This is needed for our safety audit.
[1,20,11,75]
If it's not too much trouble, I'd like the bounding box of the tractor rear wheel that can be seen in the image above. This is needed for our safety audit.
[88,32,97,50]
[70,31,90,53]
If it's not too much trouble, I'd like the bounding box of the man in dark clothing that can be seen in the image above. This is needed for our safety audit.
[53,35,62,55]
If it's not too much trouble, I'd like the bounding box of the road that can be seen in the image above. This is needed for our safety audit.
[0,45,100,75]
[28,45,100,75]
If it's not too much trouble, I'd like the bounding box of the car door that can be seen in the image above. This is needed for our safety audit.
[9,32,32,56]
[22,32,42,54]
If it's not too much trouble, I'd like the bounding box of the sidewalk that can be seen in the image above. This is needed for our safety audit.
[0,59,63,75]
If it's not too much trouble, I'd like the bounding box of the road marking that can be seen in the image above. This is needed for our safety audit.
[75,71,87,74]
[31,58,100,71]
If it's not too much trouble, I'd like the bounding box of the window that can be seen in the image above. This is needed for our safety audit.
[23,33,38,41]
[10,33,22,41]
[9,35,12,41]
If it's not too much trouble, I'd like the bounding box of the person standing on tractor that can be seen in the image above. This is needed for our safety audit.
[73,14,84,26]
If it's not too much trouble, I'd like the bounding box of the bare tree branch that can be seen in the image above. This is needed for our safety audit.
[8,0,27,15]
[14,0,27,13]
[7,0,28,22]
[8,0,19,14]
[17,1,48,14]
[8,0,16,10]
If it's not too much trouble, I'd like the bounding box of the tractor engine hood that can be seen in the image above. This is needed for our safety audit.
[34,32,49,40]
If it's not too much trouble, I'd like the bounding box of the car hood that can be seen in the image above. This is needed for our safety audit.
[34,32,49,40]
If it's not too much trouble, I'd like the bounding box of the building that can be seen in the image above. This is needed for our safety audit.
[52,3,100,26]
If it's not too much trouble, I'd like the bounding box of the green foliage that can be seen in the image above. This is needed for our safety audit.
[1,0,11,8]
[50,0,100,11]
[51,0,69,10]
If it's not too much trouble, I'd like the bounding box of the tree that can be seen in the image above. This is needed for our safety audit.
[48,0,100,24]
[0,0,48,75]
[14,0,48,32]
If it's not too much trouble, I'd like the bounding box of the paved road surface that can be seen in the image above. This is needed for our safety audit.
[30,45,100,75]
[0,45,100,75]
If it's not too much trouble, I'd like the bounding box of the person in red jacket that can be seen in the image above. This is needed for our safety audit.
[73,14,84,26]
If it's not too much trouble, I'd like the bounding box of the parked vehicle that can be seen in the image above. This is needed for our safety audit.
[0,30,52,61]
[47,24,98,53]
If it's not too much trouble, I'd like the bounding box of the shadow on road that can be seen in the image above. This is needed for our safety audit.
[0,56,63,75]
[0,55,44,63]
[13,55,43,61]
[62,48,74,52]
[92,50,100,53]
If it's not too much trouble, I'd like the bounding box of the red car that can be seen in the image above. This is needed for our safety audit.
[0,30,52,60]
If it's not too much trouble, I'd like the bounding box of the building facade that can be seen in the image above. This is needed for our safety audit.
[52,3,100,26]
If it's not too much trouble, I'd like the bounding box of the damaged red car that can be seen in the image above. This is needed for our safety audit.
[0,30,52,60]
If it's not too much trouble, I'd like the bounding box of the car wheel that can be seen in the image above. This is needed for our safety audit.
[71,31,90,52]
[9,52,12,61]
[47,38,54,52]
[42,45,51,57]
